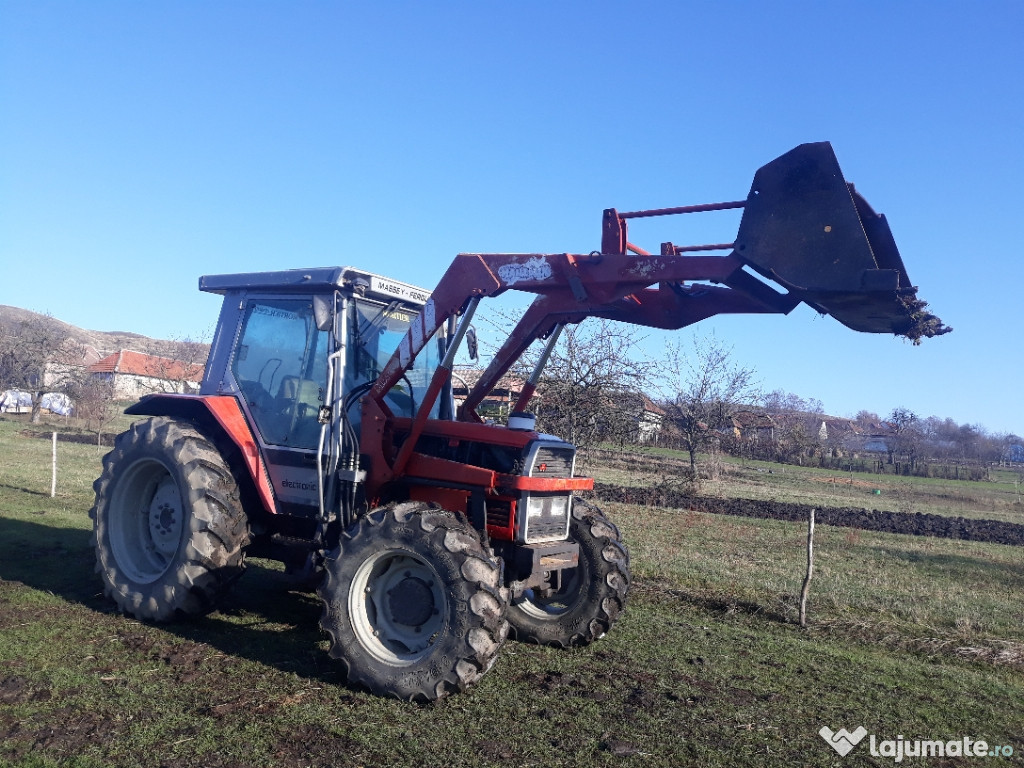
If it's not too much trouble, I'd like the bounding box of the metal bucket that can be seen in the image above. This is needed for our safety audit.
[735,142,947,339]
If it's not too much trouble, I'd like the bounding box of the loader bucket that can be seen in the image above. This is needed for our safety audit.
[735,142,949,341]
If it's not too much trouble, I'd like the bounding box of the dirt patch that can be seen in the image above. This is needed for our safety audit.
[1,695,103,766]
[268,724,358,768]
[30,709,113,753]
[591,482,1024,547]
[0,676,32,705]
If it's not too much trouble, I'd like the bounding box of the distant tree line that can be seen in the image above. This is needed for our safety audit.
[727,403,1021,480]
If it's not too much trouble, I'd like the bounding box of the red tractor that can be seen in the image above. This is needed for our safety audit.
[90,143,947,701]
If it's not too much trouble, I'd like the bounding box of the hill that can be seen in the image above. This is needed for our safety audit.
[0,304,208,362]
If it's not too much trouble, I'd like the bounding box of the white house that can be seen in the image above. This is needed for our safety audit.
[87,350,204,399]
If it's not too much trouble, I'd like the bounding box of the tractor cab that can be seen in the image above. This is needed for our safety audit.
[196,267,445,514]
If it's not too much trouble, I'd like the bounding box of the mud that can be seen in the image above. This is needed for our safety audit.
[591,482,1024,547]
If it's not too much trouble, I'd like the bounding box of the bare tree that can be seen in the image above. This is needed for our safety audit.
[887,406,921,471]
[660,333,760,475]
[854,410,883,430]
[920,415,961,462]
[67,375,119,446]
[526,319,657,454]
[0,313,82,423]
[762,388,827,463]
[995,432,1023,466]
[953,423,982,463]
[763,389,823,416]
[780,419,822,466]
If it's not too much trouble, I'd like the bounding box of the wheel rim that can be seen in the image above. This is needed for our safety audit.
[349,550,447,665]
[107,458,186,584]
[513,565,585,620]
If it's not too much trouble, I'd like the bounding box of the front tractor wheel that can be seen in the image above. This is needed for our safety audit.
[318,502,508,702]
[90,417,249,621]
[507,500,630,647]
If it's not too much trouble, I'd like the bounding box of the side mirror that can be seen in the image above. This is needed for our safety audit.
[313,294,334,332]
[466,327,479,362]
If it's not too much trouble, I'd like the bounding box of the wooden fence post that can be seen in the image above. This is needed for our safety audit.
[799,508,815,627]
[51,431,58,498]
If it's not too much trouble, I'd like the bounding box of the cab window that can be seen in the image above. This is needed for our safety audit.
[232,298,329,448]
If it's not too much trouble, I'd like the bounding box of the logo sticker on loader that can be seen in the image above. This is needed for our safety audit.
[498,256,552,286]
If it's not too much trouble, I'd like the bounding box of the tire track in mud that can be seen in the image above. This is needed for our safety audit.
[591,482,1024,547]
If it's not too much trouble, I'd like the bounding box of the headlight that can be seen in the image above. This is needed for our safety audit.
[519,493,572,543]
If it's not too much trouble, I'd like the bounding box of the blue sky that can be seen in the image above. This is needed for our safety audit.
[1,2,1021,436]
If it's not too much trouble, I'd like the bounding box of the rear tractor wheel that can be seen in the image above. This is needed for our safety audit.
[507,499,630,647]
[90,417,249,621]
[318,501,508,702]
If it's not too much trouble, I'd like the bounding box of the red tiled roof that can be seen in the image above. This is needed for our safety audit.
[88,350,204,382]
[639,394,665,415]
[451,368,526,394]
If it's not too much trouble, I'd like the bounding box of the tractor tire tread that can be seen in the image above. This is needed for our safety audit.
[507,499,630,648]
[318,501,508,702]
[91,416,249,622]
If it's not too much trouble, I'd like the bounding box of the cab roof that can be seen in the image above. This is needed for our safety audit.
[198,267,431,306]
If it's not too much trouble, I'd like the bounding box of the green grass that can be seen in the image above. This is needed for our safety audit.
[2,415,1023,767]
[613,501,1024,649]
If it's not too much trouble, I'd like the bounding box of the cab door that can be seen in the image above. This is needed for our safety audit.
[230,296,331,511]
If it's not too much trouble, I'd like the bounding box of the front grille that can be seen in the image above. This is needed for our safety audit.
[529,445,575,477]
[518,439,576,543]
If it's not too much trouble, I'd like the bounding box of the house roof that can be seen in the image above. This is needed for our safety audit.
[733,410,775,429]
[451,368,526,395]
[637,394,665,416]
[88,350,204,382]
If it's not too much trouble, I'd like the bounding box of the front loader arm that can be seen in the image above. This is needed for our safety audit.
[365,141,949,468]
[457,256,796,419]
[368,248,783,423]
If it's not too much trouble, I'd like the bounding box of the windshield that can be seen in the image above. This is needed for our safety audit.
[348,297,445,419]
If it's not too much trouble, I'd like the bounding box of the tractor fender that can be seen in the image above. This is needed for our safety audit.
[126,394,276,515]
